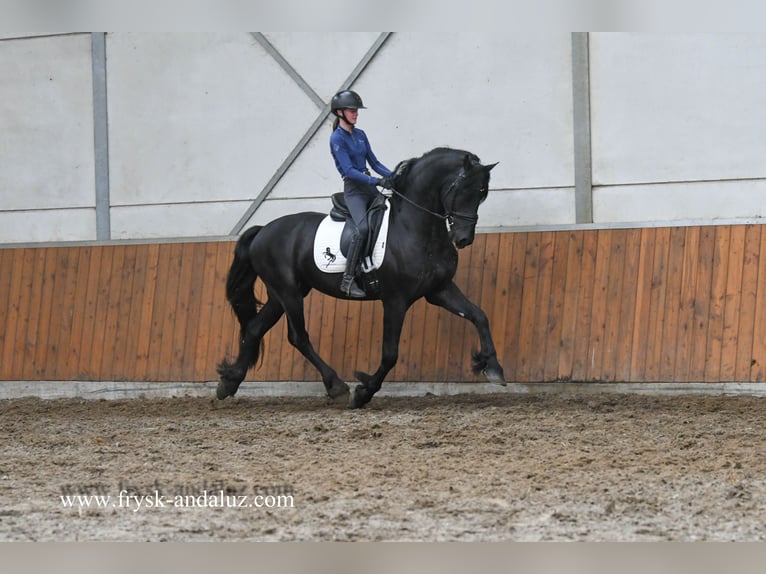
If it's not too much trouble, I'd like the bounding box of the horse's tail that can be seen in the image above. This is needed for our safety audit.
[225,225,263,336]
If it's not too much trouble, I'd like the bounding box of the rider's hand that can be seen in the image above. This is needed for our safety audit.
[377,176,394,190]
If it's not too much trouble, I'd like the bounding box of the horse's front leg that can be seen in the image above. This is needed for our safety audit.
[426,281,505,384]
[350,298,410,409]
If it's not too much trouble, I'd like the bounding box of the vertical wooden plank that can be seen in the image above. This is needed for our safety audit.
[516,232,541,381]
[0,250,15,378]
[529,232,555,381]
[476,234,500,377]
[643,227,671,382]
[194,242,227,381]
[164,243,196,380]
[144,243,172,380]
[103,245,138,380]
[720,226,746,381]
[64,247,92,378]
[503,232,529,381]
[33,247,62,378]
[601,229,628,381]
[488,233,515,375]
[134,243,161,381]
[263,295,288,381]
[401,298,427,381]
[10,248,42,380]
[658,227,686,381]
[614,229,642,382]
[735,225,761,381]
[704,226,731,382]
[0,249,27,379]
[673,227,701,382]
[418,287,442,380]
[329,295,351,381]
[51,247,81,379]
[118,245,149,381]
[367,300,385,379]
[585,230,612,381]
[92,246,126,380]
[557,231,584,380]
[159,243,185,380]
[750,226,766,381]
[688,226,716,382]
[83,245,119,380]
[543,231,569,381]
[180,243,213,382]
[629,229,656,381]
[391,298,415,382]
[77,247,103,380]
[571,230,598,381]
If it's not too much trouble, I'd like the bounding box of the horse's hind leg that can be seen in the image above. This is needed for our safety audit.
[275,290,350,400]
[216,298,284,399]
[351,298,409,408]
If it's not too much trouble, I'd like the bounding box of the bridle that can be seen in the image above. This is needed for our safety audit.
[390,168,483,229]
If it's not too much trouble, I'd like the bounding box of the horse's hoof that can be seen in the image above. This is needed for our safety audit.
[482,367,506,386]
[348,397,366,409]
[349,387,368,409]
[327,380,350,399]
[216,381,234,400]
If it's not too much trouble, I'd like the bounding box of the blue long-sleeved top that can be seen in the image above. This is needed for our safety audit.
[330,126,391,185]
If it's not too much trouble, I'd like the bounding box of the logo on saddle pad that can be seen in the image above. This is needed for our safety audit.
[313,198,391,274]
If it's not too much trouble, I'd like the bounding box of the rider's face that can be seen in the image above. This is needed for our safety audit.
[341,108,358,125]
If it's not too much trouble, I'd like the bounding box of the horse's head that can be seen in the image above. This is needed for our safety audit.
[443,154,498,249]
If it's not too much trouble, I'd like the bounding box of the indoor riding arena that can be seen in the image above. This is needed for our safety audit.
[2,32,766,542]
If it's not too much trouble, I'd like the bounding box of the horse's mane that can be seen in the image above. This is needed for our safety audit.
[391,147,481,191]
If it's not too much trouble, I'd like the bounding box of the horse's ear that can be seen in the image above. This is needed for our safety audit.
[484,162,499,172]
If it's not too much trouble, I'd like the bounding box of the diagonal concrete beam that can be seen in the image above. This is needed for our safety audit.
[251,33,325,110]
[230,32,392,236]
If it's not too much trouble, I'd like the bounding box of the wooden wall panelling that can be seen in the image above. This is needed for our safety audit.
[4,224,766,386]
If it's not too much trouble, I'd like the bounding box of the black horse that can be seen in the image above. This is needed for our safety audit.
[217,147,505,408]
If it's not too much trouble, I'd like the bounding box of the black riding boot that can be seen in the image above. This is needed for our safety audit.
[340,233,366,298]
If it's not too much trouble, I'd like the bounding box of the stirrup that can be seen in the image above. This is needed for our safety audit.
[340,275,366,298]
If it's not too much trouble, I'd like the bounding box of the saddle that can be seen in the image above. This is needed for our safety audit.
[329,192,388,260]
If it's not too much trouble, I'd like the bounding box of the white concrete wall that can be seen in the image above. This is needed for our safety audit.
[590,33,766,223]
[0,34,97,242]
[2,33,766,244]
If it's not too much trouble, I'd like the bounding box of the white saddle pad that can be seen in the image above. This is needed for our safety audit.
[313,199,391,273]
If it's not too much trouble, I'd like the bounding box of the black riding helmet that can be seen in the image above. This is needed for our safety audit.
[331,90,366,113]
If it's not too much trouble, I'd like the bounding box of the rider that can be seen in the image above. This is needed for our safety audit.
[329,89,394,298]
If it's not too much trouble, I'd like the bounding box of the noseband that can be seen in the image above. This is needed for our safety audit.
[390,168,482,229]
